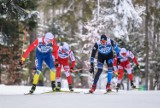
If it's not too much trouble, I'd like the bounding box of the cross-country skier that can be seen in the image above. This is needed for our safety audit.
[54,42,75,91]
[89,34,119,93]
[19,32,58,94]
[113,47,140,91]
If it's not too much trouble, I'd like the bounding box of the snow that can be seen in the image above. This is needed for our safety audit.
[0,85,160,108]
[0,32,8,46]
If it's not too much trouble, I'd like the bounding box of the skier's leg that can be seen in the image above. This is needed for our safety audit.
[94,62,104,85]
[126,64,136,88]
[106,58,113,92]
[30,56,43,93]
[116,66,124,91]
[89,54,105,93]
[64,65,73,91]
[56,64,62,91]
[44,54,56,91]
[117,66,124,84]
[89,61,103,93]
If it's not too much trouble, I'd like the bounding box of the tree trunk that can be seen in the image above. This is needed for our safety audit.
[80,0,89,88]
[28,30,37,85]
[158,28,160,51]
[70,0,75,38]
[127,79,129,90]
[149,73,154,90]
[0,20,3,84]
[145,0,149,90]
[0,64,1,84]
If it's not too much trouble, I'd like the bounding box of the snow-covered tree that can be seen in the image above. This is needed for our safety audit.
[77,0,145,55]
[74,0,146,89]
[0,0,38,85]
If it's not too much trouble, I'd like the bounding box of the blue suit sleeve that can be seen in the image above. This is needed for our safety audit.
[111,40,119,55]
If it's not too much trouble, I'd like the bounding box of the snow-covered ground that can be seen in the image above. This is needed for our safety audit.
[0,85,160,108]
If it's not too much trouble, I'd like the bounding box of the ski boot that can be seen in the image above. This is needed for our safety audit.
[116,83,120,92]
[131,81,136,89]
[29,84,36,94]
[69,84,74,92]
[51,81,56,91]
[55,82,61,92]
[106,83,111,92]
[89,84,96,93]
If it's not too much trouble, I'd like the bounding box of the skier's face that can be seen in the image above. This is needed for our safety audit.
[121,52,127,57]
[45,39,53,44]
[62,48,69,53]
[101,40,106,45]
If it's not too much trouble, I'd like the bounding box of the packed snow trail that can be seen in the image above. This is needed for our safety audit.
[0,85,160,108]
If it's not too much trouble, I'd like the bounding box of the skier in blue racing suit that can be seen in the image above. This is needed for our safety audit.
[89,34,119,93]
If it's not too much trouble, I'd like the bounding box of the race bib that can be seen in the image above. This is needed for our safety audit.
[37,45,51,53]
[98,46,112,54]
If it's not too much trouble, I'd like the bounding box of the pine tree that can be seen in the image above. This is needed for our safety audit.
[0,0,38,84]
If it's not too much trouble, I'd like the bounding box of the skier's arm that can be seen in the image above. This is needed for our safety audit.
[21,39,38,62]
[113,56,119,76]
[90,43,98,64]
[52,39,59,60]
[113,56,118,71]
[133,56,138,65]
[128,51,140,69]
[111,40,119,55]
[69,50,76,69]
[128,51,138,65]
[89,43,98,74]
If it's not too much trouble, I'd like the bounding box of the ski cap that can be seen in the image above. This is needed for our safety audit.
[62,42,70,51]
[120,48,127,53]
[120,48,127,56]
[45,32,54,40]
[100,35,107,41]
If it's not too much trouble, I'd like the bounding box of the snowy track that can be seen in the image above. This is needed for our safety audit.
[0,85,160,108]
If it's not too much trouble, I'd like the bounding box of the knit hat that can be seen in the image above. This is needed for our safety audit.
[100,35,107,41]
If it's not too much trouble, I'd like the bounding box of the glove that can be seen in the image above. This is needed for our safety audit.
[89,63,94,74]
[19,60,24,66]
[89,66,94,74]
[89,63,94,73]
[137,64,140,70]
[55,63,59,68]
[70,67,73,73]
[19,57,25,66]
[117,58,121,65]
[54,59,59,68]
[114,71,119,76]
